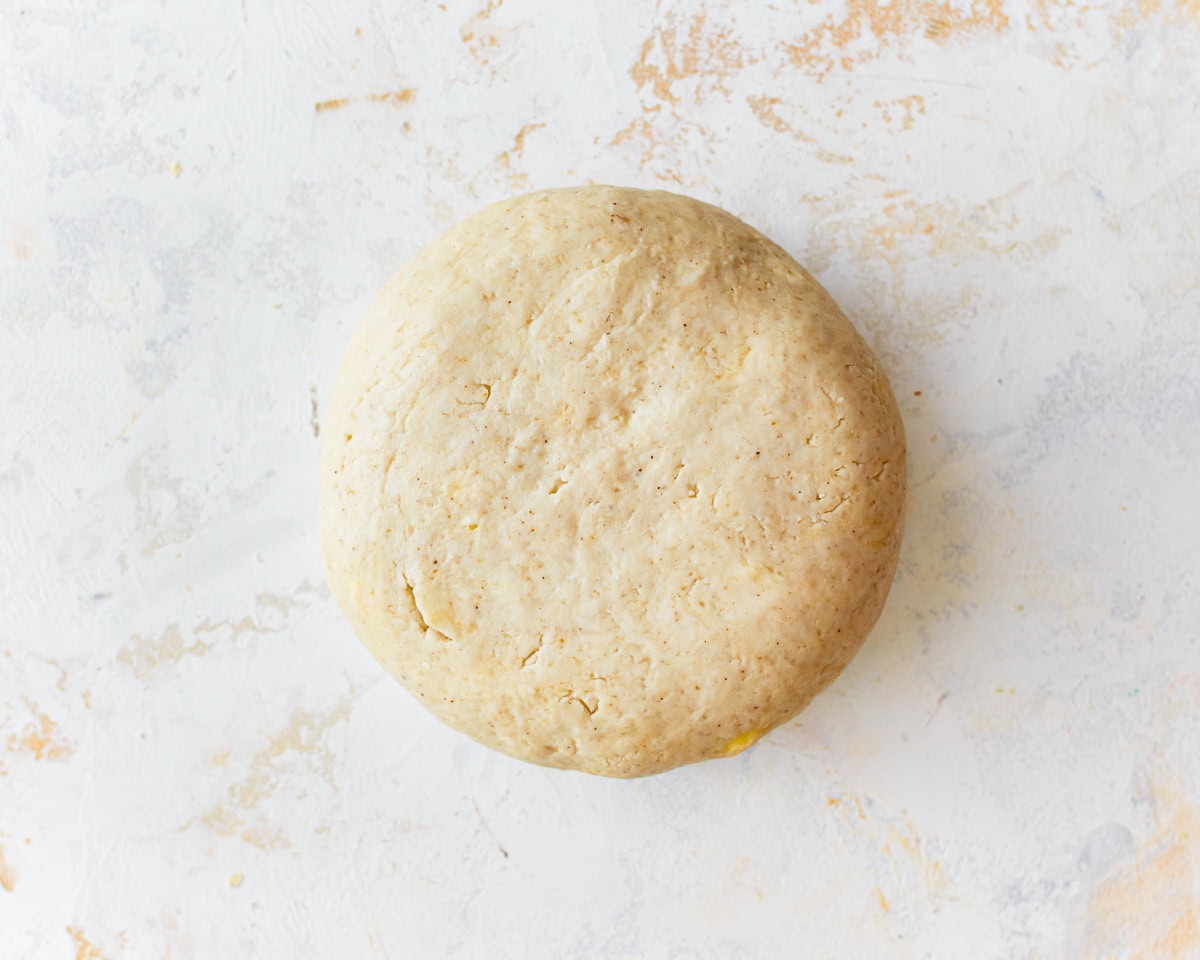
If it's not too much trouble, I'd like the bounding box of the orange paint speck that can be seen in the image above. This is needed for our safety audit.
[492,121,546,187]
[828,793,867,819]
[67,927,110,960]
[462,0,504,39]
[460,0,507,62]
[366,89,416,106]
[7,701,71,761]
[874,94,927,130]
[0,845,15,892]
[6,221,40,260]
[316,89,415,113]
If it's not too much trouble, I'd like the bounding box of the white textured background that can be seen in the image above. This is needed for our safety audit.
[2,1,1199,957]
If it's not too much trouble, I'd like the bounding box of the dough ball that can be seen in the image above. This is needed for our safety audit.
[320,186,906,777]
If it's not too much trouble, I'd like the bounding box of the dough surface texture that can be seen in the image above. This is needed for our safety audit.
[320,186,906,777]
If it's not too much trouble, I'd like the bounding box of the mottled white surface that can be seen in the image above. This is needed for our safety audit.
[2,1,1199,957]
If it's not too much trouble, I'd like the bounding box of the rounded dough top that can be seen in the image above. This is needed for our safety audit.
[321,186,906,777]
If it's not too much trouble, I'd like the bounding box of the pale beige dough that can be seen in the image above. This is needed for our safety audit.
[320,186,906,777]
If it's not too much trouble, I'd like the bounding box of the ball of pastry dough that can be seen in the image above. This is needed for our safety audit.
[320,186,905,777]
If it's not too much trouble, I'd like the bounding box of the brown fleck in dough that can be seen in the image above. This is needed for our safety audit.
[320,186,906,777]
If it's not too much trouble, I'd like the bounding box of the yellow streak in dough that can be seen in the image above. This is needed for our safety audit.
[722,729,765,756]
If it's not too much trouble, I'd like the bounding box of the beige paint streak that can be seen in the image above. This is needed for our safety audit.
[118,585,322,678]
[784,0,1010,77]
[745,95,817,143]
[631,13,749,105]
[119,625,212,680]
[189,700,354,849]
[780,187,1060,368]
[67,927,111,960]
[607,115,684,184]
[1084,779,1200,960]
[823,786,947,914]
